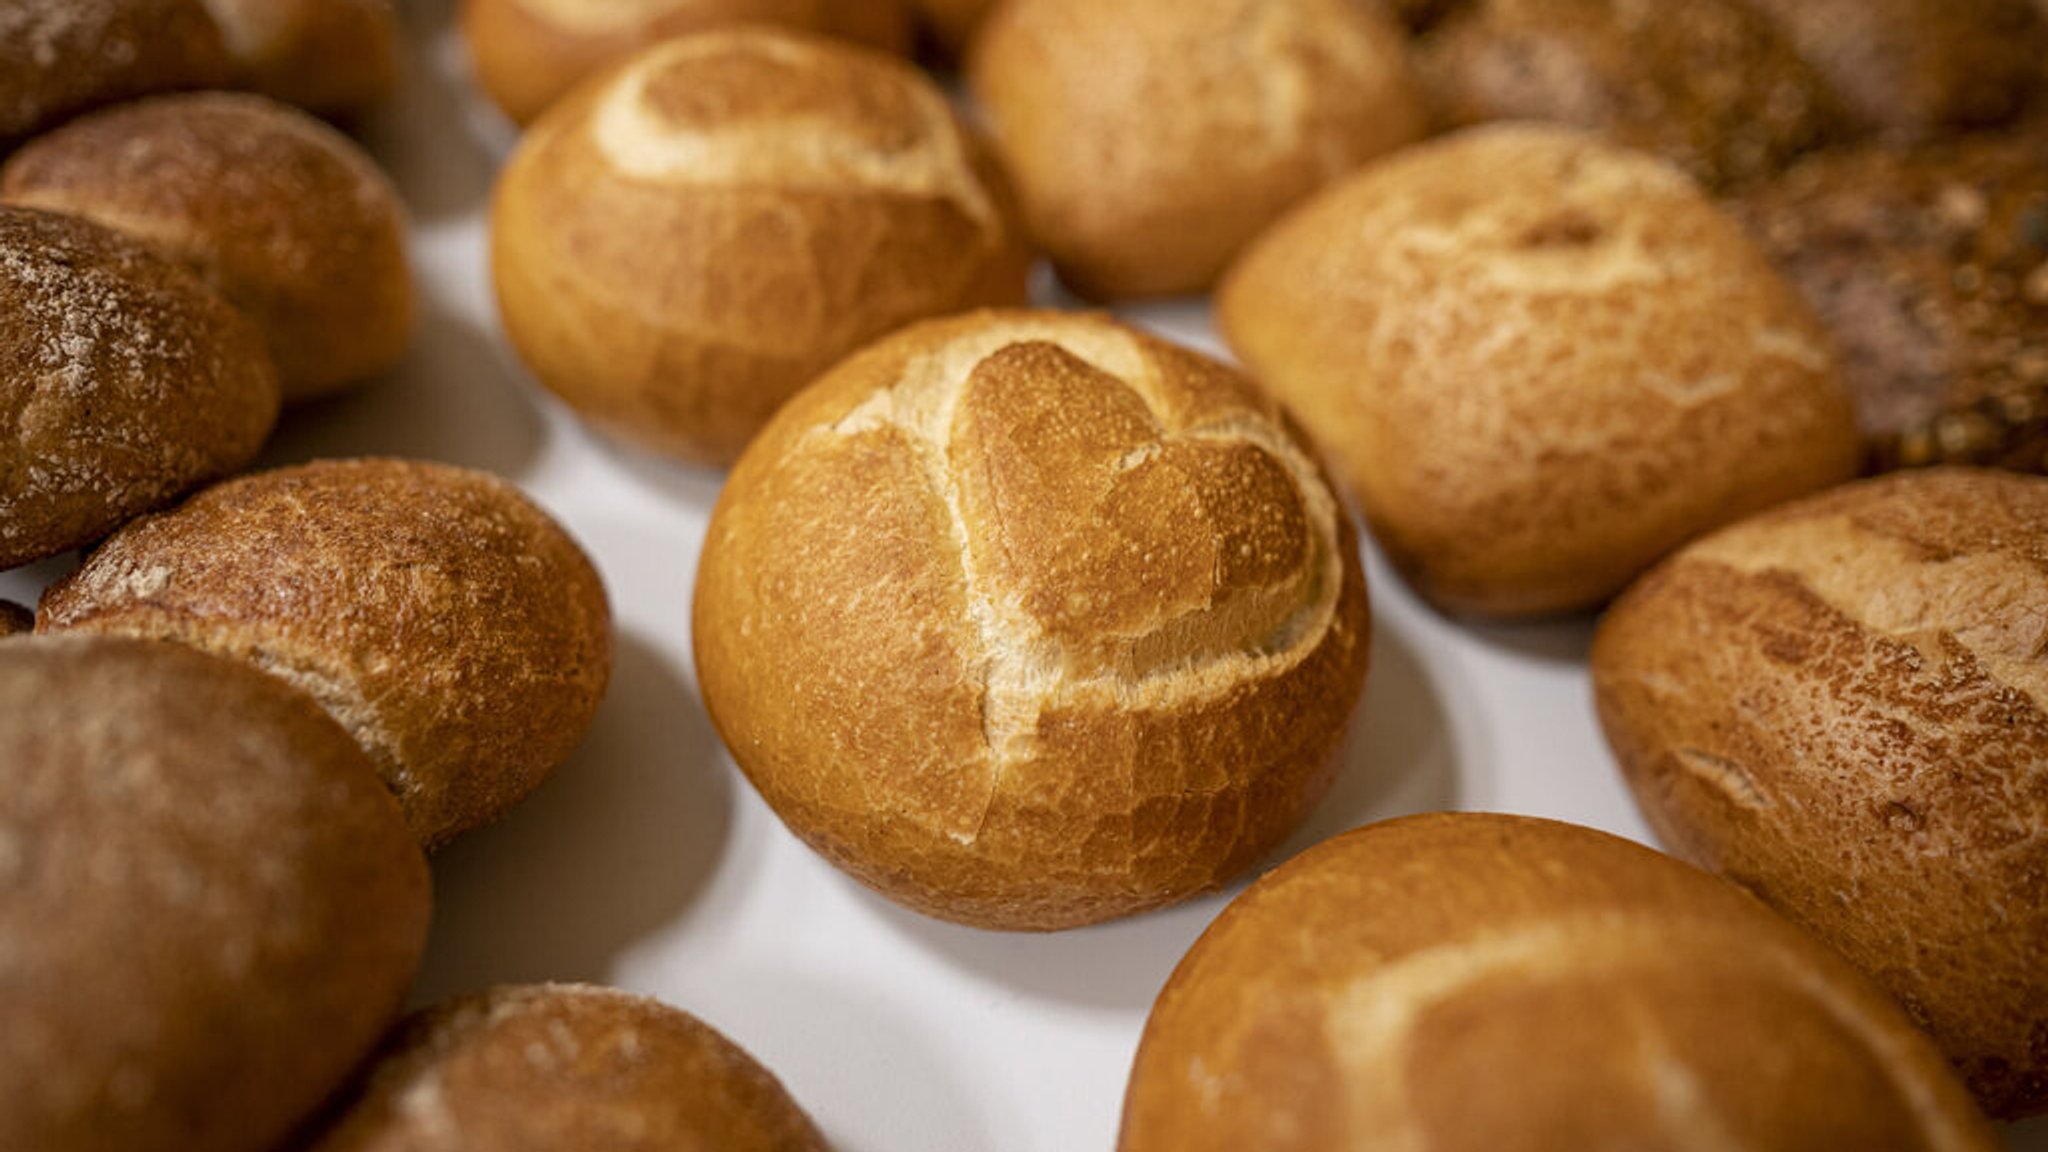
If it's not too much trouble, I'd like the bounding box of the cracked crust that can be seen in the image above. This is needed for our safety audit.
[694,309,1372,930]
[1593,468,2048,1117]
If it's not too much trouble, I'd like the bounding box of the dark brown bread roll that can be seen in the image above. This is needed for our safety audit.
[0,0,230,146]
[201,0,401,118]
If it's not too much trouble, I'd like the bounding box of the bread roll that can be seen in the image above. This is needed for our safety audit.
[1219,125,1861,616]
[201,0,400,118]
[1419,0,1843,190]
[3,93,414,404]
[1727,133,2048,473]
[492,30,1031,467]
[0,0,229,146]
[0,207,279,572]
[462,0,913,125]
[0,635,429,1152]
[311,984,827,1152]
[1593,467,2048,1118]
[37,458,613,849]
[1121,812,1999,1152]
[696,310,1372,930]
[971,0,1426,299]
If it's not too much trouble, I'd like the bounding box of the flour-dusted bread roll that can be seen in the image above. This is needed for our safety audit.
[1219,126,1861,617]
[37,458,613,849]
[493,30,1030,467]
[1593,468,2048,1118]
[0,0,229,146]
[3,93,414,404]
[0,635,430,1152]
[200,0,400,118]
[971,0,1425,300]
[311,984,827,1152]
[1419,0,1843,190]
[696,310,1372,931]
[0,207,279,572]
[1728,133,2048,473]
[462,0,912,125]
[1121,813,2000,1152]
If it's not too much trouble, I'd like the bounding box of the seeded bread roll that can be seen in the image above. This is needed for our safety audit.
[1418,0,1843,190]
[696,310,1372,930]
[462,0,913,125]
[493,30,1031,467]
[0,207,279,572]
[1593,468,2048,1118]
[1122,813,1999,1151]
[200,0,400,118]
[37,458,613,849]
[1219,126,1861,616]
[0,635,430,1152]
[0,601,31,636]
[3,93,414,403]
[0,0,229,146]
[311,984,827,1152]
[971,0,1426,299]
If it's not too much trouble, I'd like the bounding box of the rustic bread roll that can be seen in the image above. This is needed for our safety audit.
[0,0,229,146]
[1219,126,1861,617]
[696,310,1372,930]
[492,30,1030,467]
[1418,0,1843,190]
[462,0,913,125]
[37,458,613,849]
[1727,133,2048,473]
[200,0,400,118]
[0,207,279,572]
[3,93,415,404]
[311,984,827,1151]
[971,0,1426,300]
[0,635,430,1152]
[1593,468,2048,1118]
[1121,812,2000,1152]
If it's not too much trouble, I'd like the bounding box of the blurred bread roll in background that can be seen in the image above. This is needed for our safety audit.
[0,0,229,145]
[200,0,400,118]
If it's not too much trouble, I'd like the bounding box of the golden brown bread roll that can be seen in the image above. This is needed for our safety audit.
[1219,125,1861,617]
[200,0,400,118]
[311,984,828,1152]
[1120,813,2000,1152]
[0,0,230,146]
[0,635,430,1152]
[0,207,279,572]
[3,93,415,404]
[971,0,1426,299]
[1592,467,2048,1118]
[37,458,613,849]
[492,29,1031,467]
[695,310,1372,930]
[461,0,913,125]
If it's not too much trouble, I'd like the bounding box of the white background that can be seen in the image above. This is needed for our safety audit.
[5,5,2044,1148]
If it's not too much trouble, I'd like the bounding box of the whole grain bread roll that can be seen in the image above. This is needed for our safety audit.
[462,0,912,125]
[492,29,1031,467]
[1219,125,1861,617]
[1592,467,2048,1118]
[0,635,430,1152]
[0,207,280,572]
[0,0,229,146]
[3,93,414,404]
[971,0,1426,299]
[310,984,827,1152]
[1121,813,1999,1152]
[37,458,613,849]
[200,0,400,118]
[695,310,1372,930]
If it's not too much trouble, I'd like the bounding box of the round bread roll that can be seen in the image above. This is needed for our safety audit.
[1592,467,2048,1119]
[1727,133,2048,473]
[462,0,913,125]
[0,601,32,637]
[311,984,827,1151]
[0,0,229,146]
[492,30,1031,467]
[1219,125,1861,617]
[0,207,280,573]
[201,0,400,118]
[3,93,415,404]
[695,310,1373,931]
[36,458,613,849]
[0,635,430,1152]
[971,0,1426,300]
[1418,0,1843,190]
[1121,813,2000,1152]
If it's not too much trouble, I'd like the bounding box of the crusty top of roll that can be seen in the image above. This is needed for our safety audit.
[0,0,230,142]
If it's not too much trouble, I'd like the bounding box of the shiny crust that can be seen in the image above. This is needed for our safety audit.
[0,0,229,144]
[1592,468,2048,1118]
[201,0,400,117]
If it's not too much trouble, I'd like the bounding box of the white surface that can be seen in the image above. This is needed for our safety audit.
[6,6,2044,1149]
